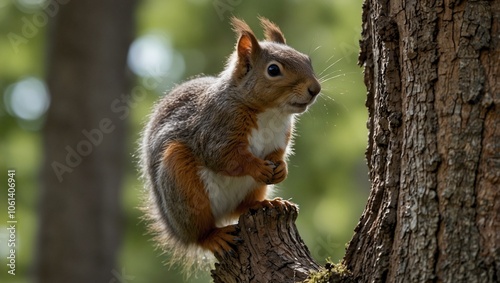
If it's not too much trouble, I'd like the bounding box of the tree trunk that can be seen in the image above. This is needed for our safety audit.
[35,1,135,282]
[344,0,499,282]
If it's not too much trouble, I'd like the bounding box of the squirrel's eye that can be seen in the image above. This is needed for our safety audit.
[267,64,281,77]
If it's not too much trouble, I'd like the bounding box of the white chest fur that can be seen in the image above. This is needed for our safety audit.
[248,108,293,158]
[199,108,294,223]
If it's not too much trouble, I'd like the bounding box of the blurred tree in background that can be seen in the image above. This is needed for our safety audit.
[0,0,366,282]
[35,0,136,282]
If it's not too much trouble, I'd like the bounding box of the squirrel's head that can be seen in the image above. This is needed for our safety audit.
[226,17,321,114]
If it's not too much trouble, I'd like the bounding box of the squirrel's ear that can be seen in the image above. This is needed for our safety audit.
[231,17,261,74]
[236,32,260,60]
[259,17,286,44]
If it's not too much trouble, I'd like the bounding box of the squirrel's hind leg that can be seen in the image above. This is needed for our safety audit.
[163,141,240,255]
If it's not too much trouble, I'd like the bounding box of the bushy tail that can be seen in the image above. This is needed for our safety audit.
[140,191,215,277]
[137,136,215,277]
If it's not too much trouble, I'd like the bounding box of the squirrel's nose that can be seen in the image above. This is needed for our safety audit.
[308,80,321,97]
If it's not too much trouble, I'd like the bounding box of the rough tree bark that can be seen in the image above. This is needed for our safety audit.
[35,1,135,282]
[344,0,499,282]
[211,200,323,283]
[215,0,499,282]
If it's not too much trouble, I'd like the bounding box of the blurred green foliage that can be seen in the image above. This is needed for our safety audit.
[0,0,367,282]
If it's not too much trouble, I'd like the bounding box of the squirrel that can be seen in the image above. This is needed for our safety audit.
[139,16,321,270]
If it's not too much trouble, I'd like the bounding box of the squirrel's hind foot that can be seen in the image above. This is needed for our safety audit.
[200,225,241,257]
[250,197,296,211]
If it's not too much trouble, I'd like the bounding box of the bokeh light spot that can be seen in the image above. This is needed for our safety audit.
[4,77,50,121]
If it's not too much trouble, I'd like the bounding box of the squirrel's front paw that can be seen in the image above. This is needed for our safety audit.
[269,160,287,184]
[252,160,276,184]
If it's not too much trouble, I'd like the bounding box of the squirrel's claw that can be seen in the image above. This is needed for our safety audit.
[201,225,241,258]
[254,160,275,184]
[250,197,296,212]
[270,160,287,184]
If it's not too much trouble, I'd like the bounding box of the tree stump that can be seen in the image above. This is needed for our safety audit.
[211,199,321,283]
